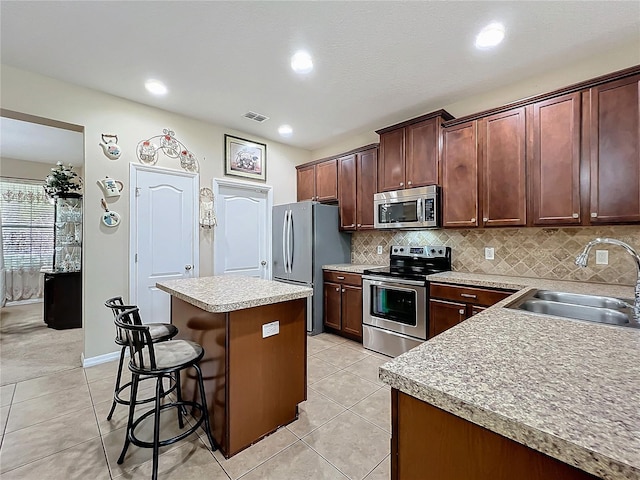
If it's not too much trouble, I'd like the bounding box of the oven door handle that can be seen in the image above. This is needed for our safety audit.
[362,276,426,287]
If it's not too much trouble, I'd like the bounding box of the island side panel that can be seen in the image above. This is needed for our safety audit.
[228,298,307,456]
[171,297,228,453]
[392,389,600,480]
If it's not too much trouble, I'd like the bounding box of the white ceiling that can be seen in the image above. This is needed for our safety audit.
[0,117,84,166]
[1,1,639,151]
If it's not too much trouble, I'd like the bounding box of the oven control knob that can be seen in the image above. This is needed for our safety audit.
[430,249,435,254]
[438,249,443,254]
[399,248,404,252]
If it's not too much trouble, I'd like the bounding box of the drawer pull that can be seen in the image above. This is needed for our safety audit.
[460,293,477,299]
[335,287,340,292]
[337,276,345,280]
[459,309,465,315]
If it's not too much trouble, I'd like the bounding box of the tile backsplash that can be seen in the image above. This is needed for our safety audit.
[352,226,640,285]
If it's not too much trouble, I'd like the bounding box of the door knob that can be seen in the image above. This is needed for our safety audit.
[261,260,267,266]
[185,265,192,270]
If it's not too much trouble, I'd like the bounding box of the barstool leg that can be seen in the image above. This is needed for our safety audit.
[175,370,185,429]
[117,372,139,464]
[194,363,217,451]
[151,376,162,480]
[107,346,127,420]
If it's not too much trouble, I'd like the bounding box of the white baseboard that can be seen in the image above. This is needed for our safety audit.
[81,349,123,368]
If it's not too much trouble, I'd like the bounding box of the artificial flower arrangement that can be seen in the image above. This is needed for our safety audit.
[43,161,82,197]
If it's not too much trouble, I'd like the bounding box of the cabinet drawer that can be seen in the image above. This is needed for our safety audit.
[430,283,512,307]
[323,270,362,286]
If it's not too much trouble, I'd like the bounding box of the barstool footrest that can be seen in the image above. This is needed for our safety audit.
[128,401,206,449]
[113,373,177,407]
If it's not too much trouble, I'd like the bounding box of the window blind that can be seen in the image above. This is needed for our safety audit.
[0,178,54,270]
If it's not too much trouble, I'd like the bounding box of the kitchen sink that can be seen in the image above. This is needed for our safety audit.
[508,290,638,329]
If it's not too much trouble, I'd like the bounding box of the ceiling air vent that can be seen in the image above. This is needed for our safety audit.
[242,111,270,123]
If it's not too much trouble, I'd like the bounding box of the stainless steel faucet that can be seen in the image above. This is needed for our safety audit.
[575,237,640,321]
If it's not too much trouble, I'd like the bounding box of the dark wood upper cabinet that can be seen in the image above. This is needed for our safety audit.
[296,164,315,202]
[296,159,338,203]
[442,121,479,228]
[480,107,527,227]
[315,159,339,202]
[589,74,640,223]
[406,117,439,187]
[377,110,453,192]
[338,154,357,231]
[356,148,378,230]
[378,128,405,192]
[529,93,582,225]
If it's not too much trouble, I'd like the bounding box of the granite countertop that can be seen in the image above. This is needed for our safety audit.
[322,264,383,274]
[156,275,313,313]
[380,272,639,480]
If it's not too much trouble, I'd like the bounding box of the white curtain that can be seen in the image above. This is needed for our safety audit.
[3,267,45,302]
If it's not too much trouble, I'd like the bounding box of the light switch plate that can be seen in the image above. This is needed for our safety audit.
[262,321,279,338]
[377,245,383,255]
[595,250,609,265]
[484,247,495,260]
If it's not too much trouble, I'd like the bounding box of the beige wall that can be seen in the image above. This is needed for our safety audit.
[311,40,640,160]
[1,65,311,360]
[1,157,59,180]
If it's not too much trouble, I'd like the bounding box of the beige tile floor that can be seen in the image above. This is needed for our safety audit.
[0,333,392,479]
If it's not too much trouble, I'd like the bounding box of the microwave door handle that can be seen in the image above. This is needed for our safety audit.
[282,210,289,272]
[417,198,423,222]
[288,209,294,271]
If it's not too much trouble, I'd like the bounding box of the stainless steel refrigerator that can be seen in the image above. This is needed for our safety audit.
[273,202,351,334]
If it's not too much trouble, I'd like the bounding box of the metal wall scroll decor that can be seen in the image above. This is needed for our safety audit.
[136,128,199,172]
[199,187,217,228]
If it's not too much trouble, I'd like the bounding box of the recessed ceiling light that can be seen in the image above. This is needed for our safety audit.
[291,51,313,74]
[145,79,168,95]
[278,125,293,137]
[475,22,505,49]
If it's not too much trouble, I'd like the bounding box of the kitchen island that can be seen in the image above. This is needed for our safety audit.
[381,272,639,480]
[156,275,312,458]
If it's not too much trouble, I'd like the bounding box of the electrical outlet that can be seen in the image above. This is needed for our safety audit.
[377,245,383,255]
[595,250,609,265]
[262,321,279,338]
[484,247,495,260]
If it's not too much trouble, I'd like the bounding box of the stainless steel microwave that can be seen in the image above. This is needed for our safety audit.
[374,185,440,229]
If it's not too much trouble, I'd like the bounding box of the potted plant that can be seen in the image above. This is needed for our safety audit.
[43,162,82,198]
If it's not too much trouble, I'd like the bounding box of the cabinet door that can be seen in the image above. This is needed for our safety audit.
[341,285,363,339]
[429,299,466,338]
[356,148,378,230]
[442,121,479,227]
[297,165,316,202]
[315,159,338,203]
[530,94,582,225]
[589,75,640,223]
[338,154,357,230]
[323,281,342,330]
[481,108,526,227]
[378,128,405,192]
[406,118,439,187]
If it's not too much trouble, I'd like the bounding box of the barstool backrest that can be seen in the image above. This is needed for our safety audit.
[105,296,138,344]
[115,307,157,371]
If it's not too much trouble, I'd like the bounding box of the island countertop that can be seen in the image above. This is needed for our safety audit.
[380,273,639,480]
[156,275,312,313]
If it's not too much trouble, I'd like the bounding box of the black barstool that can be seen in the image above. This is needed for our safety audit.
[104,296,179,420]
[115,307,216,480]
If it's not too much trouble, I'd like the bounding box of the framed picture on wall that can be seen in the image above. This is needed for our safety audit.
[224,134,267,181]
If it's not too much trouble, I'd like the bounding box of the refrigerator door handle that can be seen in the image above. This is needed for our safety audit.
[282,209,289,273]
[287,209,294,272]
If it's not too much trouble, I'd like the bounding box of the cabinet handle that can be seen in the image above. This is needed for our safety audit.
[470,218,476,222]
[399,182,404,187]
[482,217,488,222]
[591,212,598,218]
[342,289,345,293]
[459,309,465,315]
[357,223,361,227]
[572,213,579,219]
[460,293,477,299]
[407,181,412,186]
[335,287,340,292]
[337,276,345,280]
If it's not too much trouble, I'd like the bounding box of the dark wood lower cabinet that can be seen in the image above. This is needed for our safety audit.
[43,271,82,329]
[392,389,599,480]
[429,299,466,338]
[323,270,363,342]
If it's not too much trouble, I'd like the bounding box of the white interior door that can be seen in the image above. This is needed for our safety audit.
[130,164,198,323]
[213,178,272,279]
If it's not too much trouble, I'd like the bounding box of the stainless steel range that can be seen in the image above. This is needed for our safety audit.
[362,245,452,357]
